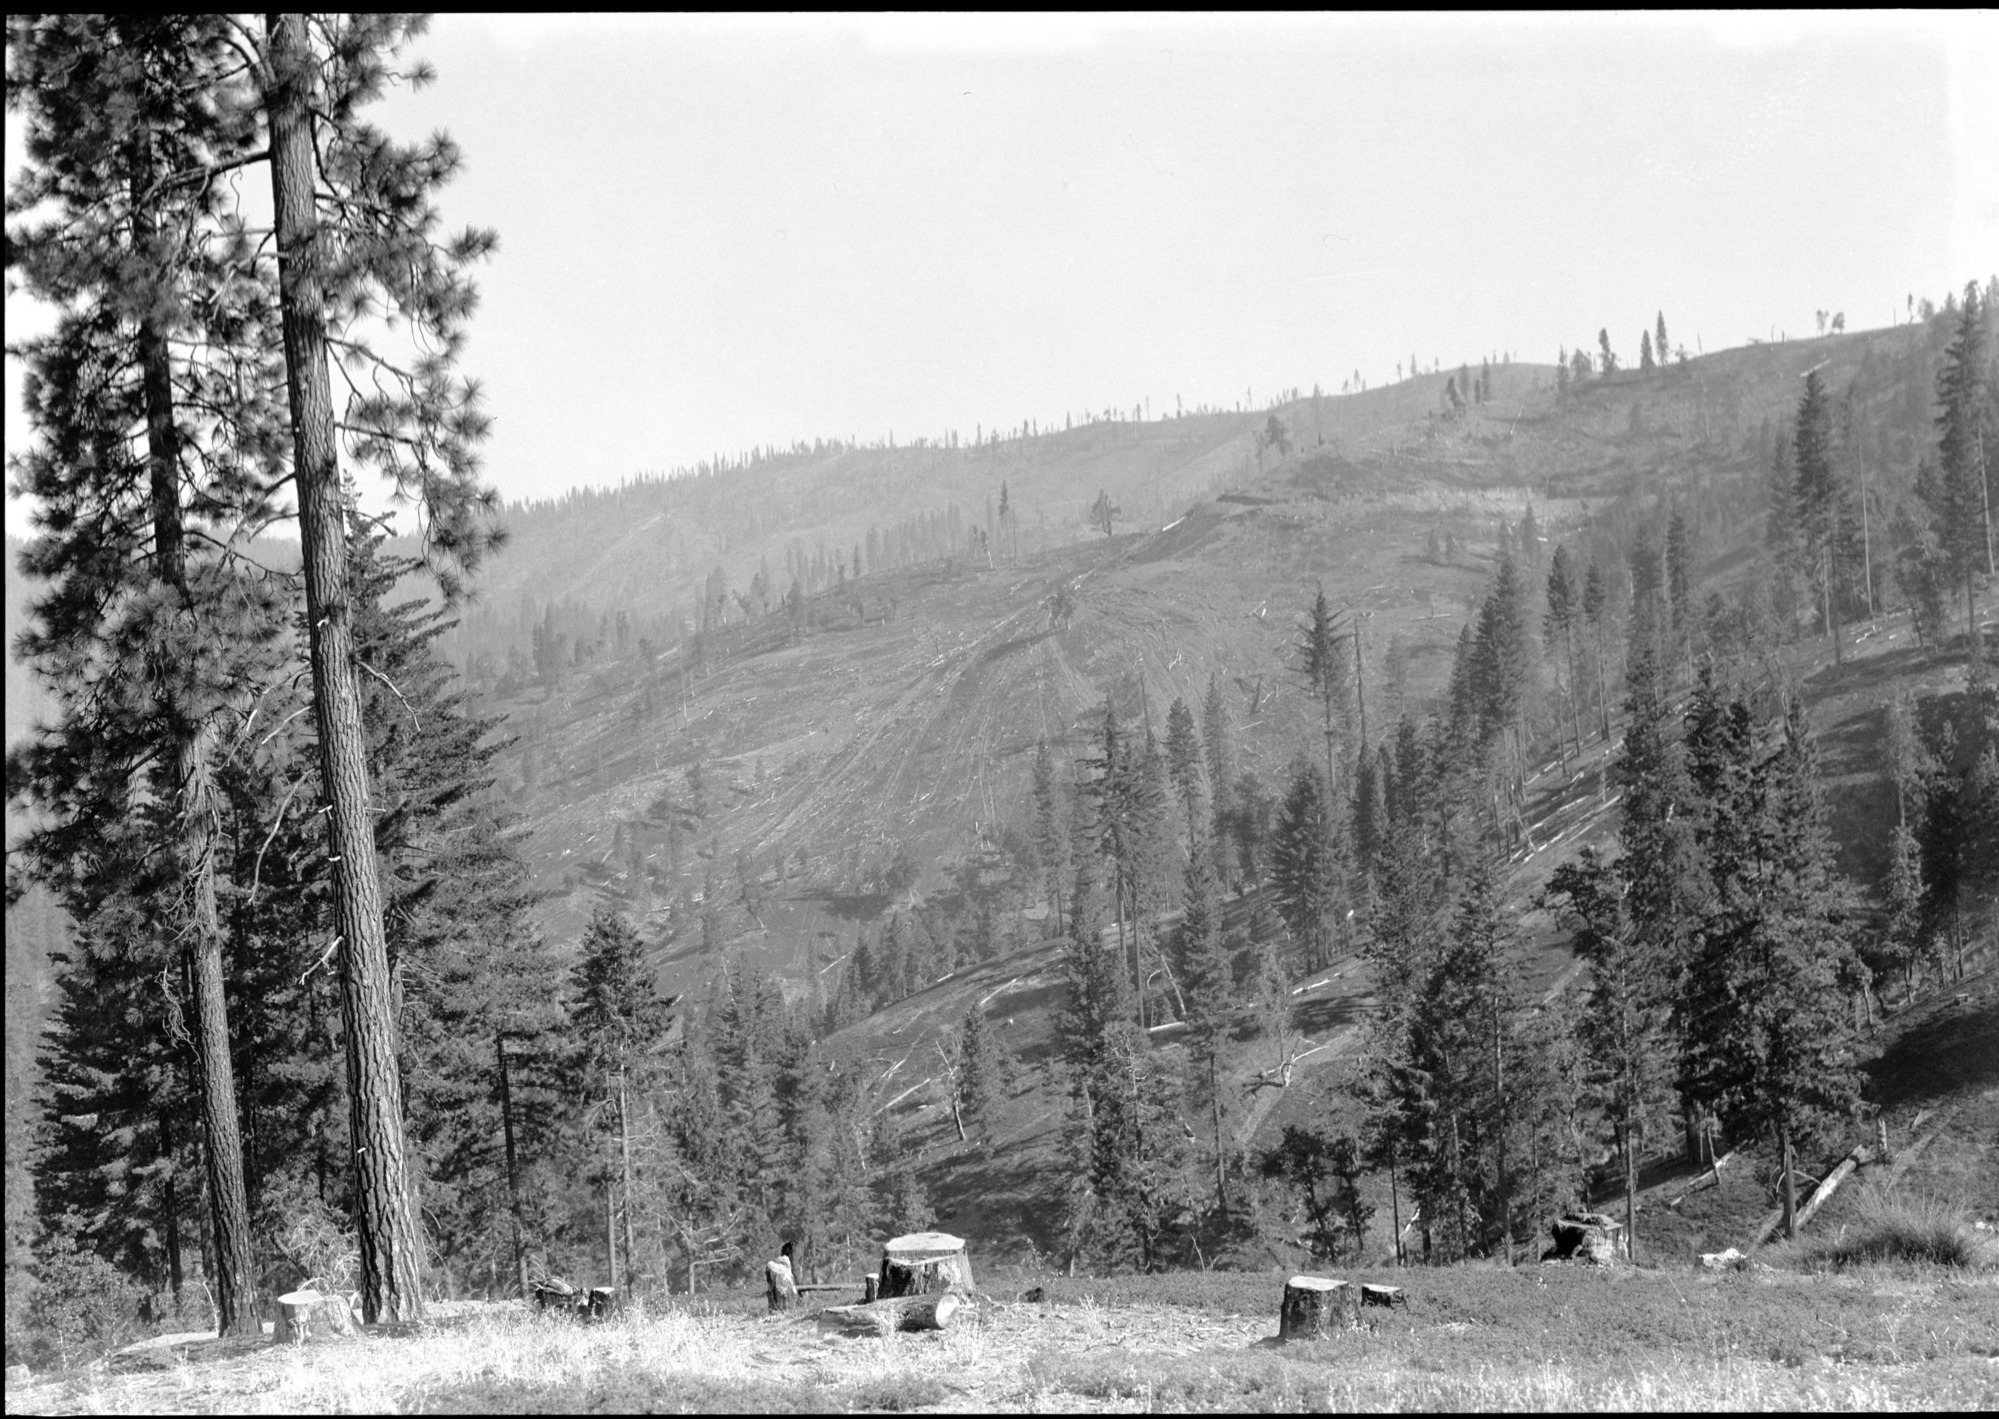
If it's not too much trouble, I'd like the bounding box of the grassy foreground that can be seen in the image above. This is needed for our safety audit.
[7,1263,1996,1414]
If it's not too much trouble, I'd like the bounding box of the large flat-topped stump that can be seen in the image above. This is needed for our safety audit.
[877,1232,975,1298]
[1278,1276,1353,1340]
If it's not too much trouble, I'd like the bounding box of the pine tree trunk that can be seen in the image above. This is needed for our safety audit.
[1387,1146,1403,1266]
[1624,1115,1639,1265]
[1779,1120,1797,1242]
[138,245,258,1337]
[497,1037,527,1297]
[618,1071,637,1298]
[268,11,425,1324]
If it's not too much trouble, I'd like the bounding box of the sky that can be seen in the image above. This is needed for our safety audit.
[5,12,1998,534]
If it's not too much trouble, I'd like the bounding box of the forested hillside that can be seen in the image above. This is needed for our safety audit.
[7,204,1994,1360]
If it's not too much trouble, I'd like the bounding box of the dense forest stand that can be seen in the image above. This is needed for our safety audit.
[1278,1276,1354,1340]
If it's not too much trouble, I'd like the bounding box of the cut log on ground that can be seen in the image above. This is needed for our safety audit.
[814,1292,961,1338]
[766,1257,800,1312]
[1278,1276,1352,1340]
[877,1231,974,1298]
[273,1289,358,1345]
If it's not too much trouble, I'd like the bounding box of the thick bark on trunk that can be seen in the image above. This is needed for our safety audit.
[497,1038,527,1297]
[138,230,258,1338]
[267,11,424,1324]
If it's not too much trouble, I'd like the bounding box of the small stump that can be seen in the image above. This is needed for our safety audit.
[877,1232,974,1299]
[863,1272,879,1303]
[1359,1284,1407,1312]
[766,1258,801,1312]
[1278,1275,1352,1340]
[273,1289,358,1345]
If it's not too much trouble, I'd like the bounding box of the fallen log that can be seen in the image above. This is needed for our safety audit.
[814,1292,961,1338]
[272,1289,357,1345]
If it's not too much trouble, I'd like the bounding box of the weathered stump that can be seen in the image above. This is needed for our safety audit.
[766,1257,801,1312]
[877,1231,974,1298]
[1543,1211,1624,1265]
[532,1278,577,1313]
[1359,1284,1407,1311]
[273,1289,358,1345]
[587,1286,616,1320]
[863,1272,879,1303]
[815,1292,961,1338]
[1278,1276,1352,1340]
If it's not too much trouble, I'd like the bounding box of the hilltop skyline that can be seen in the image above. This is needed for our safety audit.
[5,12,1996,537]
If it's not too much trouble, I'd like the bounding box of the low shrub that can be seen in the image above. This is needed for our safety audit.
[14,1234,147,1371]
[1793,1187,1998,1272]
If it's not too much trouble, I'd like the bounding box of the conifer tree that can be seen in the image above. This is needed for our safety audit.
[1297,586,1351,798]
[7,14,289,1334]
[1793,369,1851,664]
[1656,312,1670,367]
[572,908,674,1297]
[1201,675,1236,879]
[951,1004,1002,1149]
[1640,330,1656,372]
[1545,546,1586,758]
[1164,698,1204,852]
[263,13,500,1323]
[1178,837,1233,1209]
[1682,695,1864,1238]
[1583,563,1613,743]
[1923,282,1995,645]
[1271,761,1338,972]
[1766,430,1802,638]
[1544,847,1671,1260]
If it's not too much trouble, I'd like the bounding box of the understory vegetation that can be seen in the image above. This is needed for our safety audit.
[7,1265,1995,1415]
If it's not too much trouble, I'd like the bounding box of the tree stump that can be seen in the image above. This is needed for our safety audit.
[814,1292,960,1338]
[863,1272,879,1303]
[766,1257,801,1312]
[273,1289,358,1345]
[1278,1276,1352,1340]
[876,1232,974,1298]
[533,1278,578,1313]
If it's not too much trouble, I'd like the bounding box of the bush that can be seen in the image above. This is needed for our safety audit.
[18,1233,146,1370]
[1795,1188,1997,1271]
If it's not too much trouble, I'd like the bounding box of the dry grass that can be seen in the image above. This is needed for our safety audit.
[8,1264,1997,1414]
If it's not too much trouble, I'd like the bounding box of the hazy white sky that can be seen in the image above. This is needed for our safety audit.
[6,12,1997,533]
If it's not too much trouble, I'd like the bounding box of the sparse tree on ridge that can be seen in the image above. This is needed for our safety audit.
[1598,328,1619,377]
